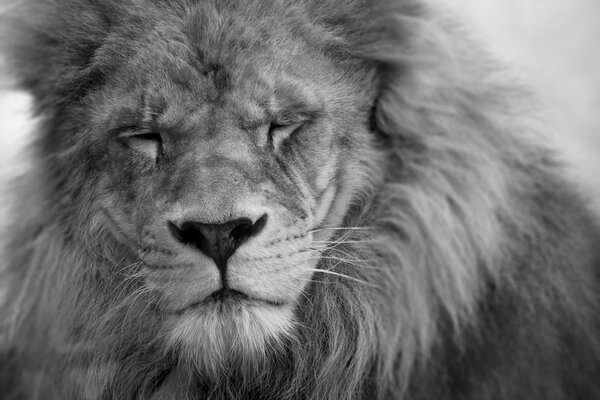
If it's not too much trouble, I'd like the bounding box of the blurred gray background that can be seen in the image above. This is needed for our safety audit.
[443,0,600,211]
[1,0,599,210]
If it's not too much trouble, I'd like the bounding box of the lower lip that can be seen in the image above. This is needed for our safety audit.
[175,296,283,315]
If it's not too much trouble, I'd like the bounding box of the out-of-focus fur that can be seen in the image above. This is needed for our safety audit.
[1,0,599,399]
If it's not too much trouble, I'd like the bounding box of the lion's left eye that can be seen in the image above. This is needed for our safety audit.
[269,122,304,149]
[122,133,164,161]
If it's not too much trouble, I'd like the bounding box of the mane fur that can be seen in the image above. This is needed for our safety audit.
[1,0,600,399]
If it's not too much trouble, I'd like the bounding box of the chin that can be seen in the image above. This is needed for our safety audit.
[166,298,296,377]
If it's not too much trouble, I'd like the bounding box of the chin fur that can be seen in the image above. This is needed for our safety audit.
[166,302,296,379]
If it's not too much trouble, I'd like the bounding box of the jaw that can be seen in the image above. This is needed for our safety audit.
[165,300,296,378]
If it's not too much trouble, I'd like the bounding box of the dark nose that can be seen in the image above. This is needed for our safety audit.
[168,214,268,273]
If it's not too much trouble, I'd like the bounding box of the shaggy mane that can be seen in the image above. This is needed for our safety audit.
[1,0,599,399]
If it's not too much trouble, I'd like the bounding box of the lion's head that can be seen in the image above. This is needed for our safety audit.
[2,0,599,399]
[67,1,381,367]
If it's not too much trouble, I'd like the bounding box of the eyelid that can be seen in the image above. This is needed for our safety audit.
[116,128,164,145]
[270,115,312,129]
[270,121,299,129]
[269,119,306,134]
[281,110,315,122]
[124,132,163,141]
[268,119,310,150]
[116,126,152,138]
[273,107,322,124]
[117,128,164,161]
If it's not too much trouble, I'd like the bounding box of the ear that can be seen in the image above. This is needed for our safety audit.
[0,0,120,114]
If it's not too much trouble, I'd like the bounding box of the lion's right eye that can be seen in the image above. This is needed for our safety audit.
[121,133,164,161]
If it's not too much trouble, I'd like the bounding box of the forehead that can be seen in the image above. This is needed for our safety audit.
[108,1,323,108]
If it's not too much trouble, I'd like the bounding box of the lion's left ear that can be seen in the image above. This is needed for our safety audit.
[327,2,441,143]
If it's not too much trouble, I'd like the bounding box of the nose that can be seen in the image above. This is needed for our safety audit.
[168,214,268,274]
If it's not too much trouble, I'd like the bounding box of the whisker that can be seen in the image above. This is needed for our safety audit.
[313,259,375,273]
[307,268,378,287]
[115,260,144,275]
[311,240,362,245]
[322,248,373,262]
[286,281,312,307]
[311,240,359,253]
[312,228,366,246]
[312,235,360,245]
[314,246,367,258]
[99,207,140,250]
[107,264,149,308]
[109,281,143,312]
[309,226,375,232]
[313,255,373,265]
[118,285,154,334]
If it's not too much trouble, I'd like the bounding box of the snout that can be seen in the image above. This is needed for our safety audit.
[167,213,268,281]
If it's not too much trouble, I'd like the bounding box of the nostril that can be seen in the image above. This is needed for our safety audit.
[168,221,185,243]
[228,217,253,242]
[167,214,268,271]
[167,220,206,248]
[231,214,267,243]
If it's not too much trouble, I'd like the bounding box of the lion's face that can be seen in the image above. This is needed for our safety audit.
[77,4,377,364]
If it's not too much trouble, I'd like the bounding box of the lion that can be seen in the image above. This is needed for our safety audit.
[0,0,599,399]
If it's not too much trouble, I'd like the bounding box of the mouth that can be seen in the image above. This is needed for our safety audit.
[175,289,284,314]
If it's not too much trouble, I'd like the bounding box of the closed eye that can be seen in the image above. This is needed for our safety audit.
[269,121,305,150]
[121,132,164,161]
